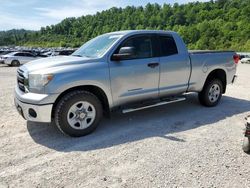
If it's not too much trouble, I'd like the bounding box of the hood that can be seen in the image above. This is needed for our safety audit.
[2,54,12,57]
[22,56,92,72]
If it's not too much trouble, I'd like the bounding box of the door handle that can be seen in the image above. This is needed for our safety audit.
[147,62,159,68]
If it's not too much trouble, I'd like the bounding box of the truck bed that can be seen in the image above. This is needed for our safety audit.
[189,50,235,54]
[187,50,237,93]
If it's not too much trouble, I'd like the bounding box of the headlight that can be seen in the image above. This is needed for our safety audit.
[29,74,53,88]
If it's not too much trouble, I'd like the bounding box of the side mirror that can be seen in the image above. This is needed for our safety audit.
[111,47,135,61]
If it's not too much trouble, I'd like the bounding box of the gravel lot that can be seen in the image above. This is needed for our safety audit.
[0,64,250,187]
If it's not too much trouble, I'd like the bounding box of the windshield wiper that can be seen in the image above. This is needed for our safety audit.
[72,54,94,58]
[71,54,83,57]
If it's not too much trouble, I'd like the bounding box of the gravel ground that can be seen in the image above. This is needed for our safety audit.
[0,64,250,188]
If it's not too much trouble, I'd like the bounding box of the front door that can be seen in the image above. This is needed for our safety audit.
[24,53,36,63]
[109,35,160,106]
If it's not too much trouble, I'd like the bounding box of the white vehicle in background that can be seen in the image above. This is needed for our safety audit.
[2,52,41,66]
[0,56,4,64]
[240,57,250,64]
[0,51,14,64]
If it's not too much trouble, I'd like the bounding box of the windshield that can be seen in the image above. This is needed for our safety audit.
[72,34,123,58]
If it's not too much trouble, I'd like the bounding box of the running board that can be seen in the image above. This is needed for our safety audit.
[122,97,186,114]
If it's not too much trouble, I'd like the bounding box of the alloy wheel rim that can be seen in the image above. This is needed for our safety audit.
[67,101,96,130]
[208,83,220,103]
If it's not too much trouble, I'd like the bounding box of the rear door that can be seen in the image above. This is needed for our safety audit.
[14,53,26,64]
[158,35,191,96]
[109,35,160,106]
[24,53,36,63]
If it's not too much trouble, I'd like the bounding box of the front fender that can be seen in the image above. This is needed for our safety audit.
[45,62,113,108]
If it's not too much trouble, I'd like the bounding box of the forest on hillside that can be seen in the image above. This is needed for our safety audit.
[0,0,249,51]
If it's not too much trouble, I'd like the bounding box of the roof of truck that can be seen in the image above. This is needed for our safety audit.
[107,30,176,36]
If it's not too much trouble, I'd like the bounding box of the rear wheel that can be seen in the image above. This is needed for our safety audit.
[198,79,223,107]
[54,90,103,137]
[11,60,20,67]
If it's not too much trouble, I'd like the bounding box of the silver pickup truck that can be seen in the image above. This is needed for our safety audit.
[14,30,238,137]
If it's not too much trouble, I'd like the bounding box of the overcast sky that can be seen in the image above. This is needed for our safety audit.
[0,0,209,31]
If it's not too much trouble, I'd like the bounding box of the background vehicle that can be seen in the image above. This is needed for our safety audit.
[0,51,15,64]
[0,51,15,55]
[41,50,76,57]
[14,30,238,137]
[241,57,250,64]
[0,57,4,64]
[2,52,41,66]
[243,116,250,153]
[58,50,75,56]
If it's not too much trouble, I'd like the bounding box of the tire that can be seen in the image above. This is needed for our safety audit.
[242,137,250,153]
[11,60,20,67]
[54,90,103,137]
[198,79,223,107]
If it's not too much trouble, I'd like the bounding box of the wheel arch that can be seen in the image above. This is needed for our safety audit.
[204,69,227,93]
[52,85,111,119]
[11,59,20,65]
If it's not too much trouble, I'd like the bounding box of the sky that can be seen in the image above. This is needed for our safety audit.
[0,0,209,31]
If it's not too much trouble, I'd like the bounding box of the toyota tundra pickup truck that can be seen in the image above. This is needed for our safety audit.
[14,30,238,137]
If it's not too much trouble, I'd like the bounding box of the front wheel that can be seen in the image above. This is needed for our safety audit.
[54,90,103,137]
[11,60,20,67]
[198,79,223,107]
[242,137,250,153]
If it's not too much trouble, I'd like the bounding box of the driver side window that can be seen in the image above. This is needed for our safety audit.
[118,36,153,60]
[14,53,22,56]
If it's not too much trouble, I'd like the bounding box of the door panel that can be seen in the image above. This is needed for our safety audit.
[18,56,26,64]
[110,57,160,106]
[23,56,29,63]
[16,53,27,64]
[26,57,35,63]
[159,54,190,96]
[109,35,160,106]
[24,54,34,63]
[158,35,191,97]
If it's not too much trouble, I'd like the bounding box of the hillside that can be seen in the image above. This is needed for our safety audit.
[0,0,250,51]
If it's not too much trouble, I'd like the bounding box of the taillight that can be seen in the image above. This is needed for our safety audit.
[233,54,240,64]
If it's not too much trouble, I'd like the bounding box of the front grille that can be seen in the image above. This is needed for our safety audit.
[17,69,26,92]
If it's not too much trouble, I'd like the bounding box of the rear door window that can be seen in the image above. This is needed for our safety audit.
[14,53,24,56]
[159,36,178,57]
[25,53,34,57]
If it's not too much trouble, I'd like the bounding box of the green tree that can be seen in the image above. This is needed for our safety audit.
[0,0,249,51]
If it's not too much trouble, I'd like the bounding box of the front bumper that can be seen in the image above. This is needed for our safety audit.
[4,62,11,65]
[14,98,53,123]
[14,86,57,123]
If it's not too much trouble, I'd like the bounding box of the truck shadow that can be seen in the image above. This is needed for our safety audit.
[27,94,250,152]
